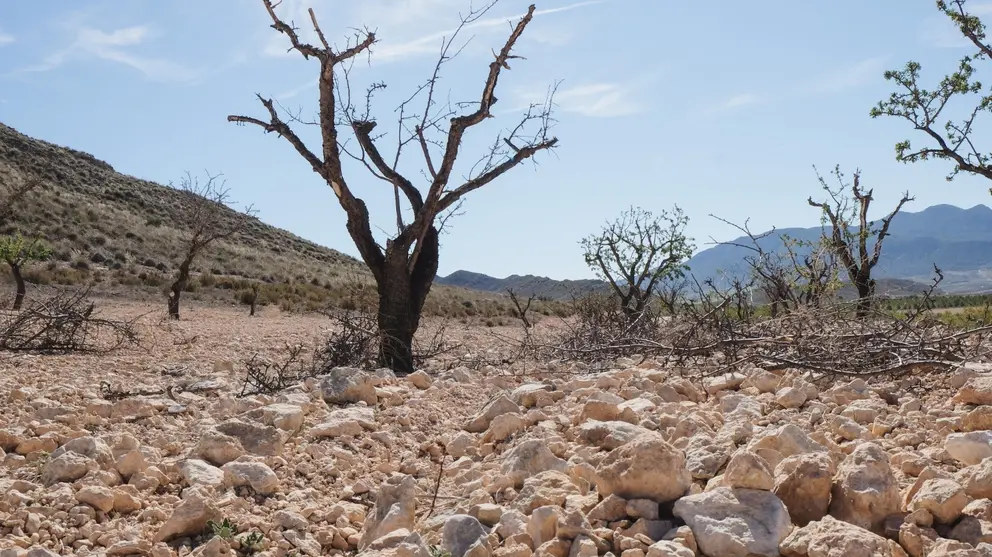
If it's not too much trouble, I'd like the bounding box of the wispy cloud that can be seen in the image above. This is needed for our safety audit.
[13,23,198,83]
[514,82,643,118]
[262,0,605,61]
[707,93,759,114]
[796,56,888,96]
[700,58,884,118]
[375,1,605,61]
[0,31,13,46]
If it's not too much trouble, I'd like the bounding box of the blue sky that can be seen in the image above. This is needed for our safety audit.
[2,0,992,280]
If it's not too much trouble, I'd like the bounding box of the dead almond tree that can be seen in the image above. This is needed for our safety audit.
[228,0,558,374]
[708,216,840,316]
[807,165,913,318]
[580,205,694,322]
[507,287,535,329]
[168,171,256,320]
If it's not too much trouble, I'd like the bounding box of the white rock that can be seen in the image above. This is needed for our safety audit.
[443,515,490,557]
[673,487,792,557]
[500,439,567,488]
[222,461,279,495]
[320,367,377,405]
[780,515,905,557]
[908,478,968,524]
[312,406,377,438]
[829,442,901,534]
[153,489,223,543]
[180,459,226,489]
[947,431,992,466]
[76,485,115,512]
[775,387,807,409]
[41,452,95,486]
[465,395,520,433]
[595,436,691,503]
[359,475,417,549]
[723,449,774,490]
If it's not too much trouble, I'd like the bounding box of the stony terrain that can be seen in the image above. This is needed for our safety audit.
[5,303,992,556]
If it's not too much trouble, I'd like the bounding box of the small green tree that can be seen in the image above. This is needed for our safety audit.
[0,234,50,310]
[871,0,992,189]
[581,206,695,321]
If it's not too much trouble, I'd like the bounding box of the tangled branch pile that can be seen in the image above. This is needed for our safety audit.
[0,288,140,353]
[540,276,992,382]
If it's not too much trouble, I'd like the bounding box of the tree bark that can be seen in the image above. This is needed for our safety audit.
[854,276,875,318]
[11,262,25,311]
[168,258,192,320]
[374,228,439,375]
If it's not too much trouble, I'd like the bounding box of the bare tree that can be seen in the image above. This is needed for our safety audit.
[507,287,535,329]
[228,1,558,374]
[871,0,992,190]
[807,166,913,318]
[709,216,840,317]
[581,206,694,321]
[168,171,256,320]
[654,276,689,315]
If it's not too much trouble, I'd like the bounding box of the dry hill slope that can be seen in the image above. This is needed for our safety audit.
[0,122,363,285]
[0,122,564,318]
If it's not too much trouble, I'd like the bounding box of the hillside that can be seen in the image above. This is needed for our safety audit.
[0,122,363,283]
[0,122,564,319]
[686,204,992,294]
[436,270,608,300]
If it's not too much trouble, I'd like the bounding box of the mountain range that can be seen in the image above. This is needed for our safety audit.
[684,204,992,294]
[439,204,992,298]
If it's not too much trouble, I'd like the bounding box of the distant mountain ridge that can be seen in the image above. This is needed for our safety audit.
[441,203,992,299]
[685,203,992,294]
[435,270,608,300]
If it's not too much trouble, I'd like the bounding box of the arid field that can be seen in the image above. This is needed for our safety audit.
[2,298,992,557]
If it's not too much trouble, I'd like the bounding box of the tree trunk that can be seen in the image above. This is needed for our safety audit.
[11,262,25,311]
[375,229,439,375]
[167,288,181,320]
[168,259,192,320]
[854,276,875,318]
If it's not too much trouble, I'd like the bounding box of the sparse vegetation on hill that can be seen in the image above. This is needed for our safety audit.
[0,122,362,286]
[0,122,570,319]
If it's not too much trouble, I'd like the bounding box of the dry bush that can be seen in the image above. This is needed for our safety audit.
[238,309,460,396]
[0,287,140,353]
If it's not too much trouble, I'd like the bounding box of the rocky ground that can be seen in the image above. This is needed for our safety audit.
[5,302,992,556]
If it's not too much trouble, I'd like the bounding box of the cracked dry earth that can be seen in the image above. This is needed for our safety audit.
[6,304,992,556]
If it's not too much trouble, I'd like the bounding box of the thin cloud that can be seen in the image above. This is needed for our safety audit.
[14,24,199,83]
[707,93,759,114]
[0,32,13,46]
[376,0,605,61]
[796,56,887,96]
[514,82,643,118]
[263,0,606,61]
